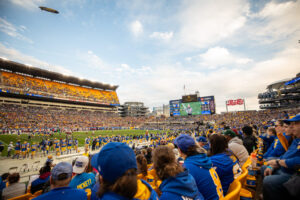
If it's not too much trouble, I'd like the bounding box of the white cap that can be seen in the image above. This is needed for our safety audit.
[73,156,89,174]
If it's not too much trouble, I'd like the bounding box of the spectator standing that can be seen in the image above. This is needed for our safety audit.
[7,142,14,157]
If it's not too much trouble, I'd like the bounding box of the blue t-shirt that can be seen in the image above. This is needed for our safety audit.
[210,153,234,195]
[69,173,96,190]
[33,186,87,200]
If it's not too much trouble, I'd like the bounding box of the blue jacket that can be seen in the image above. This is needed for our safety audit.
[260,134,275,152]
[184,154,223,200]
[159,169,204,200]
[33,186,87,200]
[94,179,158,200]
[264,134,291,159]
[210,153,234,194]
[280,138,300,174]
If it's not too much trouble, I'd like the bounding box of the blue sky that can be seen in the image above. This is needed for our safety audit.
[0,0,299,112]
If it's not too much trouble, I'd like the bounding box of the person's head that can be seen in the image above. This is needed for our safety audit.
[208,134,228,156]
[197,136,207,147]
[284,114,300,138]
[1,173,10,181]
[222,129,236,141]
[8,173,20,185]
[50,162,73,189]
[275,119,284,134]
[267,127,276,136]
[242,126,253,136]
[152,146,184,180]
[39,166,51,175]
[91,142,137,199]
[136,154,147,176]
[73,156,89,174]
[283,122,293,136]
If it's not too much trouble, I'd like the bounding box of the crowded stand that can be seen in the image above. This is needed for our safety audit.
[0,109,299,200]
[0,71,119,105]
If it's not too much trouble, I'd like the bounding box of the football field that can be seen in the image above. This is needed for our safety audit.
[0,129,163,156]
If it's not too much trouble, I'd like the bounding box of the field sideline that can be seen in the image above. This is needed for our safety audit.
[0,129,163,156]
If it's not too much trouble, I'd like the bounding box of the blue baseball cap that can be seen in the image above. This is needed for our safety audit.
[197,136,207,143]
[174,134,195,152]
[283,114,300,124]
[91,142,137,183]
[51,162,72,180]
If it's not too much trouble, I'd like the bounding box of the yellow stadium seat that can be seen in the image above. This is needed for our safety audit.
[8,193,32,200]
[223,179,241,200]
[29,190,43,200]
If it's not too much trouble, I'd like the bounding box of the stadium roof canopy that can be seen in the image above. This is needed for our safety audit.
[0,58,118,91]
[266,78,291,90]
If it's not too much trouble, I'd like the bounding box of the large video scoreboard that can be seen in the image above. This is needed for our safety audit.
[169,96,215,116]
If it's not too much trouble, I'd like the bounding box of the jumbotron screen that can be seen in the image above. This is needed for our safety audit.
[169,96,215,116]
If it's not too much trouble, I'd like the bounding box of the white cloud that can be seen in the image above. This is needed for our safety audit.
[10,0,45,11]
[245,0,300,44]
[0,43,72,75]
[129,20,143,36]
[79,50,108,70]
[197,47,252,68]
[178,0,249,48]
[149,31,173,41]
[0,18,32,43]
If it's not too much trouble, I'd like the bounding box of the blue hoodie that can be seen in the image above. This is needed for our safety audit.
[210,153,234,195]
[184,154,223,200]
[159,169,204,200]
[94,179,158,200]
[280,138,300,174]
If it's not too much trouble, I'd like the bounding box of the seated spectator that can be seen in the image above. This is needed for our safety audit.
[208,134,237,194]
[263,127,285,160]
[175,134,223,200]
[69,156,95,190]
[31,166,51,194]
[152,145,204,200]
[2,173,26,200]
[33,162,87,200]
[242,125,257,154]
[262,114,300,200]
[223,129,249,166]
[0,173,9,198]
[260,127,276,153]
[91,142,158,200]
[196,136,209,151]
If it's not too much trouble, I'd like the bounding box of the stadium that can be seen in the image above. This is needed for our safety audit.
[0,1,300,200]
[258,72,300,110]
[0,59,299,200]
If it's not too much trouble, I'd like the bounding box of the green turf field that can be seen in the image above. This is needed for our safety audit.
[0,130,163,156]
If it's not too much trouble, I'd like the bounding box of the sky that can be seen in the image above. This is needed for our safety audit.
[0,0,299,113]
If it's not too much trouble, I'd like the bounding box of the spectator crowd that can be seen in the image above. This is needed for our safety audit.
[0,110,299,200]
